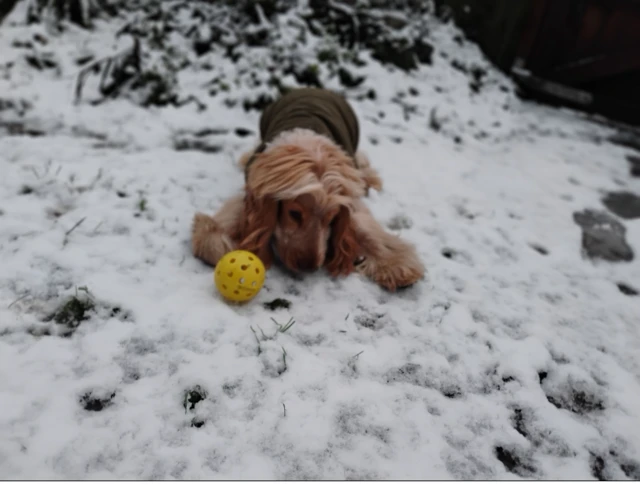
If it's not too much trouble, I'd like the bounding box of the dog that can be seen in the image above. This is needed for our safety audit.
[191,87,424,291]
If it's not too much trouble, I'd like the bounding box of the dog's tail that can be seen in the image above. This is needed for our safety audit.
[355,151,383,194]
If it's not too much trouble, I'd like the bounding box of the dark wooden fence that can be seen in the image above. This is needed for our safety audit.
[0,0,21,24]
[439,0,640,126]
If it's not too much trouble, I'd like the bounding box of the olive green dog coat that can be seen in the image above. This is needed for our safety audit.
[245,88,360,179]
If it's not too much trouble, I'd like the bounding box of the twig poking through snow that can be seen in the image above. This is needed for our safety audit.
[438,304,451,325]
[29,166,40,179]
[74,37,141,105]
[249,326,262,355]
[328,0,360,48]
[76,285,95,301]
[8,293,29,309]
[254,3,270,28]
[65,217,86,236]
[281,346,287,373]
[88,169,103,190]
[256,325,268,340]
[63,218,85,246]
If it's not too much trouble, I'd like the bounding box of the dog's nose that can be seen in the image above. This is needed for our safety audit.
[296,256,319,272]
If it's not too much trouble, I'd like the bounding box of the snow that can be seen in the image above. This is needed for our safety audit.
[1,4,640,480]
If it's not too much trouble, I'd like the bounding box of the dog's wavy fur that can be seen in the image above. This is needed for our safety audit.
[192,128,424,291]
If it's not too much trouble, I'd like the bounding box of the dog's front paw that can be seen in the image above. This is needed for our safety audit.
[191,212,235,265]
[192,212,218,233]
[377,263,424,292]
[357,254,425,292]
[192,212,216,251]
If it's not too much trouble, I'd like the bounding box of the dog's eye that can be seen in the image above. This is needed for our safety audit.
[289,210,302,224]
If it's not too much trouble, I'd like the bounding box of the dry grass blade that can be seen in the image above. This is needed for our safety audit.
[8,293,29,309]
[65,217,86,236]
[271,316,296,333]
[281,346,288,372]
[249,326,262,355]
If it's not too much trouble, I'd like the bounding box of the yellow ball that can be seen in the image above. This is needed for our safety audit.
[214,250,266,302]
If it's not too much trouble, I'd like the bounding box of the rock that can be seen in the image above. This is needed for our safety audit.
[317,48,339,63]
[469,65,487,93]
[280,62,322,88]
[191,417,205,428]
[617,283,638,296]
[12,39,33,48]
[429,108,443,131]
[245,26,270,47]
[33,32,48,44]
[626,155,640,177]
[609,131,640,152]
[589,453,608,481]
[494,446,537,477]
[183,385,207,411]
[234,127,254,137]
[602,191,640,219]
[173,129,225,153]
[128,68,179,107]
[573,209,634,262]
[193,39,213,56]
[0,97,32,116]
[451,58,467,73]
[292,64,322,87]
[371,38,418,71]
[387,214,413,230]
[80,391,116,412]
[0,120,46,137]
[243,93,274,112]
[24,52,58,70]
[382,12,408,30]
[193,127,229,137]
[75,53,94,65]
[529,243,549,255]
[174,138,223,153]
[337,67,365,88]
[263,298,292,311]
[413,38,434,64]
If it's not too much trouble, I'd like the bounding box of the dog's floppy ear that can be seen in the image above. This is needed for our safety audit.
[325,205,362,277]
[237,190,278,268]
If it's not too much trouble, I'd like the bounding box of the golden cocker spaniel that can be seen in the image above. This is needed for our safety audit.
[191,88,424,291]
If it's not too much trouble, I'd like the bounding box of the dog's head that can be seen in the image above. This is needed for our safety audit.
[238,130,365,276]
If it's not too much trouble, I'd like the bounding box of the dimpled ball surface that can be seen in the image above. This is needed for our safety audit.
[214,250,266,302]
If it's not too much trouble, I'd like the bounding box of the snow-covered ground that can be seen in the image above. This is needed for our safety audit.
[1,3,640,480]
